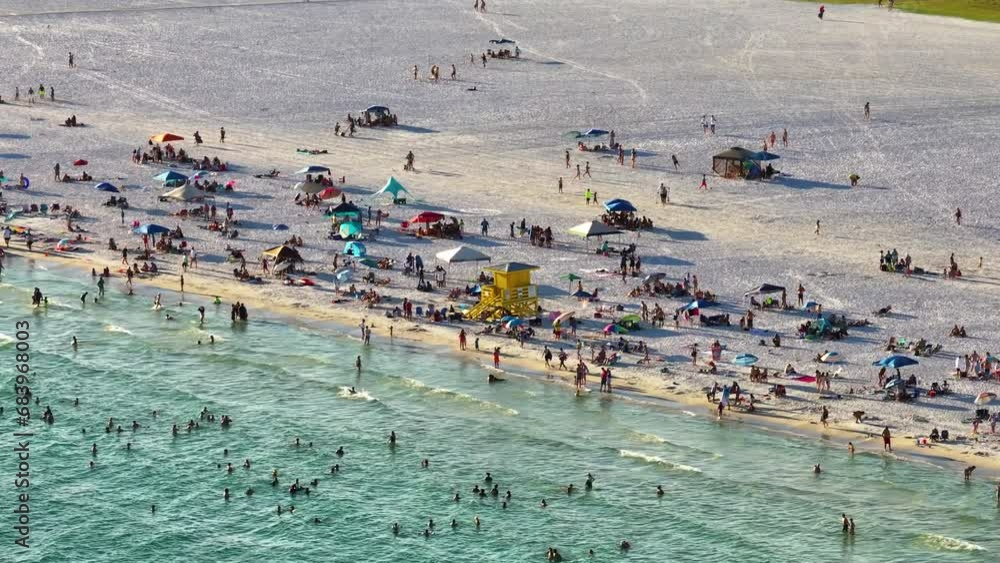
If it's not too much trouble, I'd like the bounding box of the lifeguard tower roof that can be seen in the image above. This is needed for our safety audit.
[485,262,538,273]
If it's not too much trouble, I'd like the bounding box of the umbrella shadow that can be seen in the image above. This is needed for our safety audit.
[0,134,30,140]
[772,176,850,191]
[396,125,438,134]
[659,227,707,242]
[642,254,695,267]
[0,153,31,160]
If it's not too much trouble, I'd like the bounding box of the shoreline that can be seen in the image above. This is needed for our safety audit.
[11,247,999,478]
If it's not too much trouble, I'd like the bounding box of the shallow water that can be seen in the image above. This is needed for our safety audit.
[2,260,997,562]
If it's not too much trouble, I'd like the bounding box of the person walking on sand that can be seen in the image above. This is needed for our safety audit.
[584,188,592,205]
[459,329,467,351]
[882,427,892,452]
[412,65,418,80]
[797,283,805,307]
[557,177,563,193]
[575,164,581,180]
[630,148,637,168]
[493,347,501,369]
[955,208,962,226]
[584,161,592,178]
[565,150,571,168]
[672,154,679,170]
[782,128,789,147]
[818,5,825,19]
[821,406,830,428]
[451,64,457,80]
[814,220,821,236]
[68,52,75,67]
[864,102,870,121]
[699,174,708,190]
[219,127,226,143]
[54,162,60,181]
[659,182,669,205]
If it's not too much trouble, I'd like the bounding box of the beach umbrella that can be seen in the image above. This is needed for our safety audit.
[751,151,781,161]
[499,315,517,324]
[642,273,666,284]
[745,283,785,296]
[733,353,759,366]
[561,273,583,292]
[339,221,363,238]
[582,128,609,137]
[884,378,905,390]
[344,241,367,257]
[553,311,576,325]
[410,211,444,224]
[94,182,119,192]
[133,224,169,235]
[804,300,821,312]
[153,170,189,183]
[318,187,342,200]
[436,246,490,264]
[273,224,289,231]
[56,239,71,250]
[150,133,184,143]
[873,355,919,369]
[974,392,997,406]
[604,199,637,213]
[603,324,626,334]
[73,159,88,166]
[295,181,325,195]
[568,221,622,238]
[572,290,593,299]
[190,171,210,180]
[5,211,21,221]
[334,268,353,283]
[682,299,715,312]
[489,38,516,45]
[160,184,210,202]
[295,165,331,175]
[505,318,524,329]
[820,351,841,363]
[620,314,642,324]
[262,245,303,263]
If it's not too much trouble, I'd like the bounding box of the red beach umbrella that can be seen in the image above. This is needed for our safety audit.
[73,159,88,166]
[409,211,444,224]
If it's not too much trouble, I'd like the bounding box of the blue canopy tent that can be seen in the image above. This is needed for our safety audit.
[133,224,169,235]
[95,182,120,193]
[344,241,367,257]
[604,199,637,213]
[339,221,363,239]
[365,105,390,117]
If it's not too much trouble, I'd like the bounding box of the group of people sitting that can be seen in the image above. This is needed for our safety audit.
[950,325,969,337]
[749,366,770,383]
[886,336,942,357]
[59,170,93,183]
[879,248,917,274]
[63,115,83,127]
[102,196,129,209]
[487,47,518,59]
[601,212,653,231]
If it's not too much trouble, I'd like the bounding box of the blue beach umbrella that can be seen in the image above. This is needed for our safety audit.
[344,241,367,257]
[604,199,637,213]
[133,224,170,235]
[94,182,120,192]
[273,224,289,231]
[733,353,759,367]
[873,355,919,369]
[153,170,188,183]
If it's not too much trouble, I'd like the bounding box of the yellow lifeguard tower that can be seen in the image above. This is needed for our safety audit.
[466,262,539,321]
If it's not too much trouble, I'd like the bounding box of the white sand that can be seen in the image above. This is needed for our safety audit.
[2,0,1000,464]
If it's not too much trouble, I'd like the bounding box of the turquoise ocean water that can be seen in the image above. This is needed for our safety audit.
[1,258,997,562]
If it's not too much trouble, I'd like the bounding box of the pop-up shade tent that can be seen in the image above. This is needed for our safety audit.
[161,183,211,202]
[375,176,410,199]
[365,105,391,118]
[150,133,184,143]
[328,202,362,219]
[712,147,760,179]
[568,221,622,238]
[436,246,490,264]
[344,241,367,257]
[262,245,303,264]
[339,221,363,238]
[410,211,444,224]
[154,170,189,184]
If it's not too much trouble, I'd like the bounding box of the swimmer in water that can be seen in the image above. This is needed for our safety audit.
[246,488,254,496]
[223,488,231,500]
[392,522,400,535]
[336,446,344,456]
[165,314,175,321]
[505,490,511,500]
[428,518,434,529]
[813,464,822,474]
[656,485,664,496]
[209,335,215,344]
[91,443,98,456]
[585,473,594,490]
[389,431,397,445]
[450,519,458,528]
[474,516,481,529]
[89,461,95,469]
[349,386,357,394]
[842,513,849,532]
[848,442,855,455]
[540,499,548,508]
[421,458,429,468]
[619,541,631,551]
[566,484,575,495]
[484,472,493,482]
[423,528,431,538]
[72,336,78,349]
[151,505,156,514]
[454,493,461,502]
[313,517,321,524]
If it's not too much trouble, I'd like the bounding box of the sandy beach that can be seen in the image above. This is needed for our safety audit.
[3,0,1000,477]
